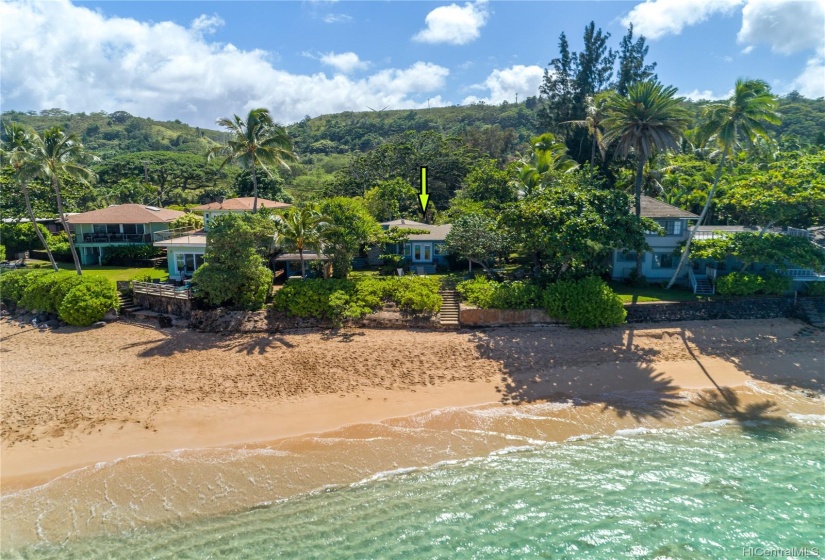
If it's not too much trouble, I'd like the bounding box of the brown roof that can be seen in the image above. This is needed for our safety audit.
[639,196,698,219]
[66,204,185,224]
[194,198,292,211]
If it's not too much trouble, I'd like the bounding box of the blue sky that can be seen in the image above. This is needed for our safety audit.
[1,1,823,128]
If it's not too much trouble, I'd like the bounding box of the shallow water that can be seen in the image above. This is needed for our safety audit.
[5,413,824,559]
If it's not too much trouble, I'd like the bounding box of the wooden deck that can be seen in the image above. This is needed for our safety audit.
[132,281,192,299]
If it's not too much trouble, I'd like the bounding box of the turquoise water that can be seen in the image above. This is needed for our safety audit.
[8,419,824,559]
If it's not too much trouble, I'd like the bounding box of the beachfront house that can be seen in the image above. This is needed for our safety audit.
[610,196,699,284]
[66,204,185,266]
[154,197,291,280]
[366,219,452,274]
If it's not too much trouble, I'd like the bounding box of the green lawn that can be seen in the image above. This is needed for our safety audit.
[607,281,706,303]
[23,259,169,283]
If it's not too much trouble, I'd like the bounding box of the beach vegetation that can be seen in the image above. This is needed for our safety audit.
[715,272,791,297]
[319,197,382,279]
[544,276,626,328]
[445,214,507,274]
[273,206,330,278]
[57,276,119,326]
[20,271,80,313]
[169,213,204,231]
[192,212,275,311]
[456,277,542,310]
[0,269,51,306]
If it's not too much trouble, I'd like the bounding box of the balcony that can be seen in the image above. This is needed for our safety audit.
[75,233,151,244]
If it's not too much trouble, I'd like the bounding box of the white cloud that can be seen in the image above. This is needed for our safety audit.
[462,64,543,104]
[322,13,352,24]
[683,88,732,101]
[0,0,450,127]
[190,14,224,36]
[621,0,743,40]
[319,51,369,73]
[623,0,825,99]
[412,0,489,45]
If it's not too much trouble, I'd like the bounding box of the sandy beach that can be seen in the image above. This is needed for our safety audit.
[2,317,822,492]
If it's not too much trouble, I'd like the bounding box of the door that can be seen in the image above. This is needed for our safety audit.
[411,243,432,262]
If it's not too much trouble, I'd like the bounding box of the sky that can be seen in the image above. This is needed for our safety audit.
[1,0,823,128]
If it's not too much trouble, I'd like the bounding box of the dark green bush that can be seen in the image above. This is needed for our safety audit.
[544,276,626,328]
[0,269,51,306]
[393,276,442,314]
[192,262,273,311]
[58,276,119,326]
[101,245,162,265]
[457,277,541,310]
[804,282,825,296]
[20,272,78,314]
[715,272,790,296]
[47,233,74,262]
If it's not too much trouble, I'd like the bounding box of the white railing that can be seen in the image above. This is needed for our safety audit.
[785,227,811,239]
[774,268,825,279]
[153,226,200,243]
[132,281,192,299]
[705,266,718,281]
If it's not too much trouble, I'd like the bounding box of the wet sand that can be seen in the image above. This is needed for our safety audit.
[2,317,822,491]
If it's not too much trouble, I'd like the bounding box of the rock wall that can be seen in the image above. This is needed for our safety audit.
[623,297,802,323]
[133,293,192,318]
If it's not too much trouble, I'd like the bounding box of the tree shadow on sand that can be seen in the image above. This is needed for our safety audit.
[680,322,823,396]
[320,329,366,343]
[469,327,687,421]
[693,387,797,440]
[223,335,295,355]
[119,328,294,357]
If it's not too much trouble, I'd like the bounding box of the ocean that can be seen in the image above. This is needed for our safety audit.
[4,411,823,559]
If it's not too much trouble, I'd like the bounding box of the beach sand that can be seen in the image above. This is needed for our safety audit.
[1,317,822,492]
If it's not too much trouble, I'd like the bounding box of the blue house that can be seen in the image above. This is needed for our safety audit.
[368,219,452,273]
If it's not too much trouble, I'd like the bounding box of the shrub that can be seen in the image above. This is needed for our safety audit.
[804,282,825,296]
[0,245,5,261]
[0,269,51,306]
[192,262,273,311]
[170,213,204,231]
[58,276,119,326]
[715,272,790,296]
[273,278,360,321]
[457,277,541,310]
[101,245,161,265]
[20,272,78,314]
[457,276,498,308]
[544,276,626,328]
[392,276,442,314]
[47,233,74,262]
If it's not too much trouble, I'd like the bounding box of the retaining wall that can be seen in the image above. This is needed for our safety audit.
[623,297,802,323]
[459,307,561,327]
[133,292,192,318]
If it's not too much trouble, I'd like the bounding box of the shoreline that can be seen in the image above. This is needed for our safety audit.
[2,317,822,492]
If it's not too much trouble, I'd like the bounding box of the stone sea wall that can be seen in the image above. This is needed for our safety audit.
[133,292,192,318]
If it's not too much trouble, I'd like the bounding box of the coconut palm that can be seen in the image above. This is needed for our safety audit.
[1,123,59,270]
[666,79,781,288]
[273,206,330,278]
[563,92,610,179]
[208,108,297,213]
[602,80,690,275]
[514,133,578,197]
[18,127,96,275]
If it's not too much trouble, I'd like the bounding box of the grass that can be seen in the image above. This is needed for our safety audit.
[607,281,707,303]
[22,259,169,283]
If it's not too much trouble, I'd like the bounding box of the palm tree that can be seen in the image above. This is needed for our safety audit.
[602,80,690,276]
[273,206,329,278]
[666,79,781,288]
[19,127,96,275]
[208,108,297,213]
[1,123,59,270]
[514,133,578,197]
[563,92,609,179]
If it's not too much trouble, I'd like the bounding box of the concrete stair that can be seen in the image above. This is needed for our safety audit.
[798,299,825,328]
[118,292,143,314]
[694,277,715,295]
[439,290,460,326]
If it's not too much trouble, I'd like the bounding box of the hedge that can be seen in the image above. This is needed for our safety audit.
[0,269,118,326]
[715,272,791,296]
[456,277,542,310]
[543,276,626,328]
[273,276,442,323]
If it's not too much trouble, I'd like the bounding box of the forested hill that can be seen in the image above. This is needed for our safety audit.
[0,108,226,158]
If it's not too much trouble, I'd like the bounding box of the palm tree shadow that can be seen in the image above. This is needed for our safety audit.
[471,326,686,421]
[693,387,797,440]
[320,329,366,343]
[223,335,294,355]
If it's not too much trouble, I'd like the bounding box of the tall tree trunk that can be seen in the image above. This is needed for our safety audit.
[634,156,644,278]
[589,136,596,180]
[251,166,259,213]
[52,176,82,275]
[22,182,58,271]
[666,149,728,289]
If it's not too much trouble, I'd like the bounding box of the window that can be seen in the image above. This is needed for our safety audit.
[176,253,205,274]
[618,251,638,262]
[122,224,145,235]
[653,253,676,269]
[657,220,683,235]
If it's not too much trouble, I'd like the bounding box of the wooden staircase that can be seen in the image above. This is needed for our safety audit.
[118,292,143,315]
[439,290,460,326]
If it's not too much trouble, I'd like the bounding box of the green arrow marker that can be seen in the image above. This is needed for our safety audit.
[418,166,430,216]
